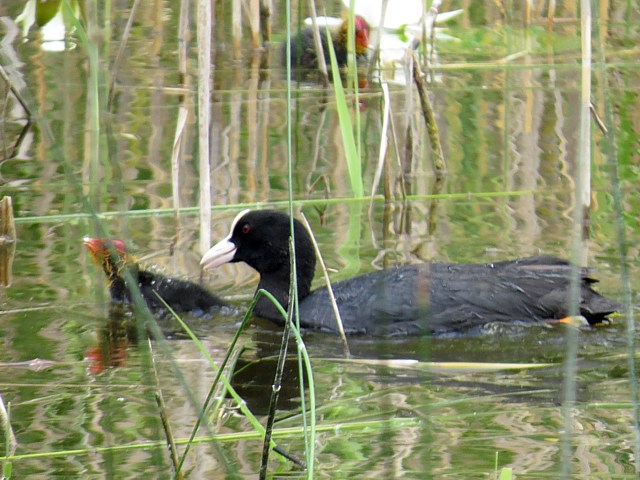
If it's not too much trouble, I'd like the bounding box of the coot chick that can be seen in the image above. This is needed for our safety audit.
[285,15,370,69]
[200,210,620,336]
[85,237,227,314]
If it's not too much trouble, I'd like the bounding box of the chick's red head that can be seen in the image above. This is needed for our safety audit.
[354,15,370,54]
[83,237,132,278]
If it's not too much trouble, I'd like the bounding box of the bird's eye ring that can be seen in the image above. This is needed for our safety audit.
[242,224,251,234]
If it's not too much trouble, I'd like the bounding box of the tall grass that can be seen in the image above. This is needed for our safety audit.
[283,0,316,476]
[196,0,212,256]
[51,1,312,477]
[326,26,363,198]
[155,293,303,476]
[0,396,15,478]
[593,2,640,472]
[560,0,591,477]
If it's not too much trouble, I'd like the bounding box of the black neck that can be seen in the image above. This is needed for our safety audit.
[254,264,312,323]
[108,277,130,303]
[106,263,139,303]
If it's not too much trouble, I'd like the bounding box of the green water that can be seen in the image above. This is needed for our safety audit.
[0,0,639,477]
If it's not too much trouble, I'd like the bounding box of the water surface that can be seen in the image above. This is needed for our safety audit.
[0,0,639,477]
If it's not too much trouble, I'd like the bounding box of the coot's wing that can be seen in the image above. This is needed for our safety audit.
[299,257,618,336]
[299,266,427,335]
[428,257,618,331]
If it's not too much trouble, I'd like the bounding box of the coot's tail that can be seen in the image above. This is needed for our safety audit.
[580,280,622,325]
[513,256,620,325]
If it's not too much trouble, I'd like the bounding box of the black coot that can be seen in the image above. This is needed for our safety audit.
[200,210,620,336]
[85,237,227,314]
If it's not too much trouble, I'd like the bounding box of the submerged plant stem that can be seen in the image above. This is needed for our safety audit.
[107,0,141,109]
[306,0,328,84]
[0,65,31,118]
[593,3,640,470]
[149,340,182,479]
[300,213,350,356]
[259,243,296,479]
[411,50,446,179]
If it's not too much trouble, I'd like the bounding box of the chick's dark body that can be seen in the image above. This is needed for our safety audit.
[109,269,226,314]
[85,237,227,315]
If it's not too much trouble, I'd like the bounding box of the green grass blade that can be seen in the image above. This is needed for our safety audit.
[151,293,286,476]
[326,28,363,198]
[499,467,513,480]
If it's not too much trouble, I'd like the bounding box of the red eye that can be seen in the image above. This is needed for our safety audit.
[242,224,251,234]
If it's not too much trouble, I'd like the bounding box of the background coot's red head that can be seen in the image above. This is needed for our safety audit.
[353,15,370,53]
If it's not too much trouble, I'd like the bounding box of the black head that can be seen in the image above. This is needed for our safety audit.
[201,210,317,300]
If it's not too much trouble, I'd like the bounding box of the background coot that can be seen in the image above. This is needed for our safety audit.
[284,15,370,69]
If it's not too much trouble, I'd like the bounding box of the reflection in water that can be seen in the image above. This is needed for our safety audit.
[84,304,302,415]
[85,304,135,375]
[0,196,17,287]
